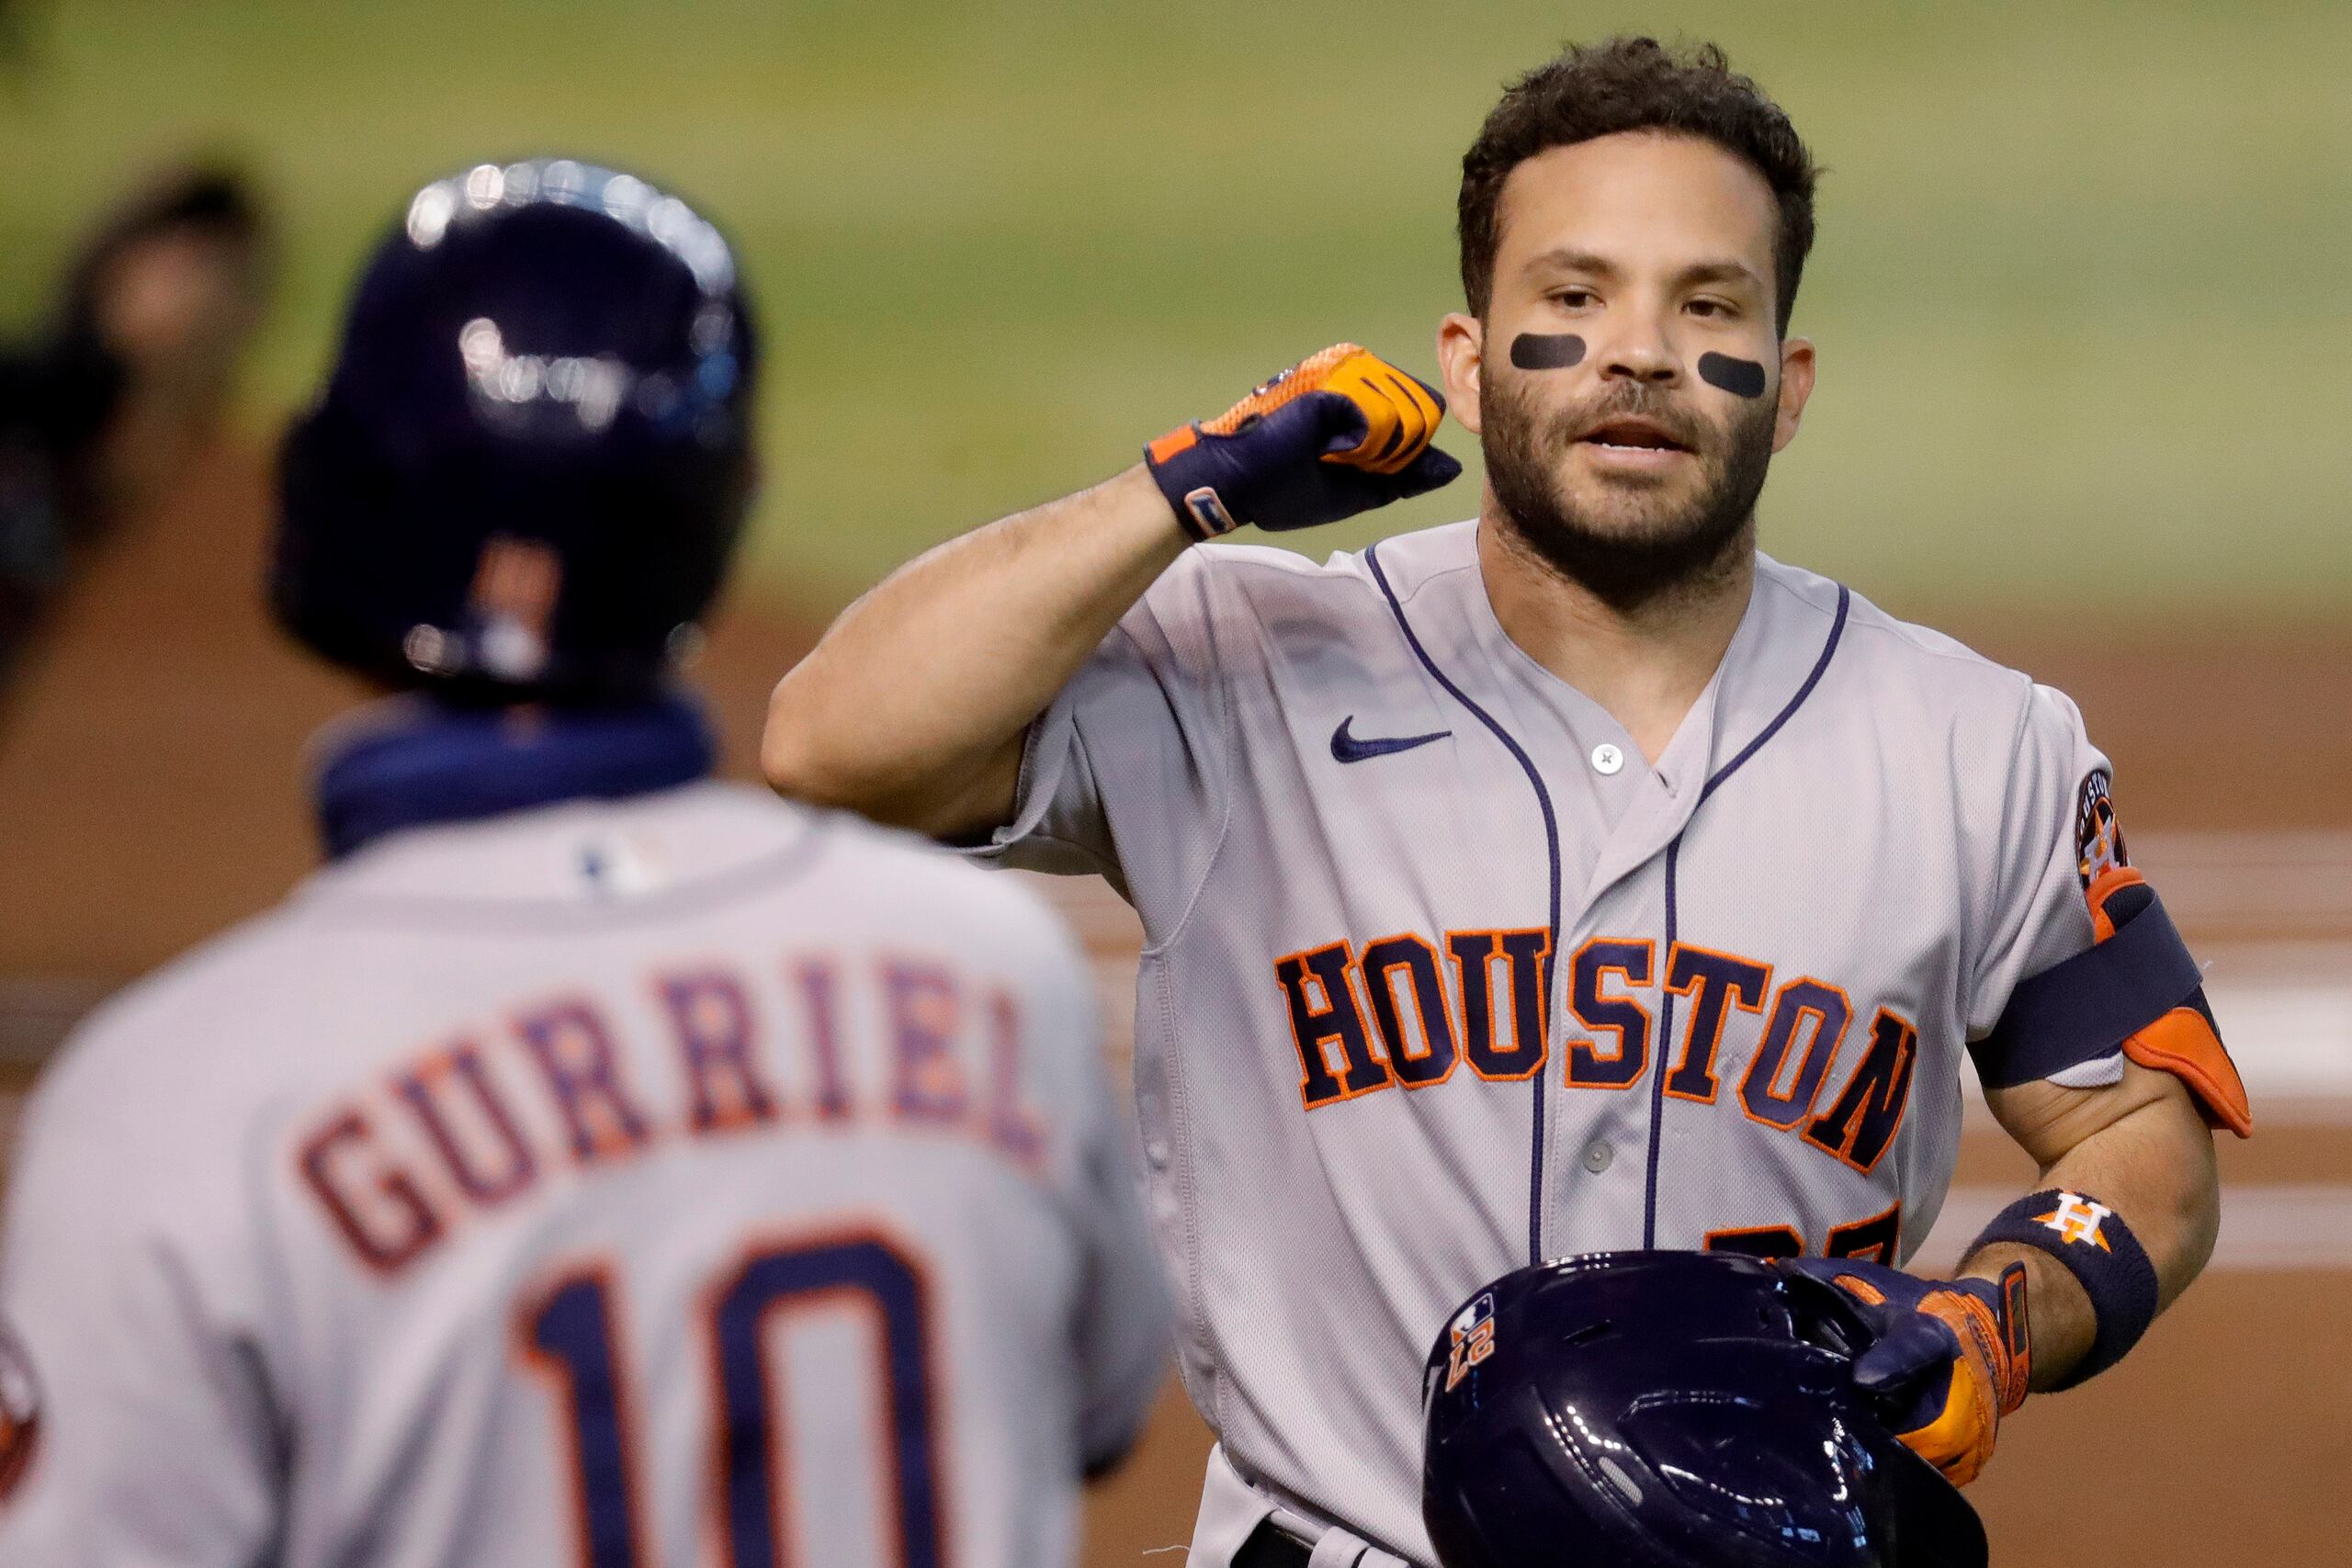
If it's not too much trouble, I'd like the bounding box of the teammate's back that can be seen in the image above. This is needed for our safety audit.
[0,779,1166,1566]
[0,156,1168,1568]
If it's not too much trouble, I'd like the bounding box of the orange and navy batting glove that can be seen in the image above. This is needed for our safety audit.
[1783,1257,2030,1487]
[1143,344,1461,539]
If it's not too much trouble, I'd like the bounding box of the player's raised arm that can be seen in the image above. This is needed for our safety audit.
[760,344,1458,840]
[761,464,1185,841]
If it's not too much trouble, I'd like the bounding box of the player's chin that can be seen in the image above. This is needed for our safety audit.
[1555,467,1707,526]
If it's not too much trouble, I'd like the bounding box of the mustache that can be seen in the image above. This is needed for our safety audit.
[1541,383,1714,450]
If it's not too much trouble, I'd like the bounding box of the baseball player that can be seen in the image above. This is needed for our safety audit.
[765,36,2251,1567]
[0,159,1169,1568]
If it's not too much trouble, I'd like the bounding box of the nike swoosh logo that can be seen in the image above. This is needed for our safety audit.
[1330,715,1452,763]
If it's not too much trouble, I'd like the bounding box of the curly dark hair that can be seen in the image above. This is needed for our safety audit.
[1458,37,1818,334]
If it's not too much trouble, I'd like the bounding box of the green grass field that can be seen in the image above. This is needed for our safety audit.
[6,0,2346,619]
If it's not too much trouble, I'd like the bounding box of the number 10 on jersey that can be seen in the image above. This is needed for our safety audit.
[516,1229,947,1568]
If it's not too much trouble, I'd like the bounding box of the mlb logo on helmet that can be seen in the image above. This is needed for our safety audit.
[2034,1191,2114,1250]
[1445,1291,1498,1393]
[0,1316,40,1502]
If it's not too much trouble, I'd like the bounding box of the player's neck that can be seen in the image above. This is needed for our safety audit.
[1476,511,1756,764]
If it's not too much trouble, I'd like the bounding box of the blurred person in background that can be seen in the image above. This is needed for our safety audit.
[0,157,1167,1567]
[0,164,270,704]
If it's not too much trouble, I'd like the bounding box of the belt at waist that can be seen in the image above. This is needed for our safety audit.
[1191,1443,1420,1568]
[1233,1517,1312,1568]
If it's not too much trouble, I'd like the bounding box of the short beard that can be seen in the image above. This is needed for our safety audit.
[1480,369,1778,613]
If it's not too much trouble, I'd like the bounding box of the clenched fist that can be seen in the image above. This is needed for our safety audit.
[1143,344,1461,539]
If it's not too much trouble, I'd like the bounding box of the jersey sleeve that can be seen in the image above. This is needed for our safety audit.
[0,1062,280,1564]
[1962,682,2114,1083]
[965,549,1235,938]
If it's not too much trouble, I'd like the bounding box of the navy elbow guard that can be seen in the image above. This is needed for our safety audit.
[1969,1189,2158,1388]
[1973,868,2253,1138]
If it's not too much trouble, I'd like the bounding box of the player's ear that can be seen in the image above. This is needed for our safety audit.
[1436,312,1485,436]
[1771,335,1815,454]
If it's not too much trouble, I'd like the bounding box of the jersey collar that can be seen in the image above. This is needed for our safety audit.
[310,691,715,860]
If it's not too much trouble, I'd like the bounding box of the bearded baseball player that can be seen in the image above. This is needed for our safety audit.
[0,160,1169,1567]
[765,37,2250,1567]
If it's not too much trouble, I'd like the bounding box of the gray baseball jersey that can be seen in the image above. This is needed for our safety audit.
[968,518,2116,1562]
[0,781,1168,1568]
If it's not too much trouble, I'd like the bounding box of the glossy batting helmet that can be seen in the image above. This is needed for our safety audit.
[273,158,756,701]
[1421,1251,1985,1568]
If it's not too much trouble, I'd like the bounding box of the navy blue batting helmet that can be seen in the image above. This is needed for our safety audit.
[1421,1251,1985,1568]
[273,158,756,700]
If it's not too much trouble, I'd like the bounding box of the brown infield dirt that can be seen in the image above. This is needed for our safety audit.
[0,442,2344,1564]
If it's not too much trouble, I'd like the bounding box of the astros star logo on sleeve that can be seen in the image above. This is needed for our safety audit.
[2075,770,2129,888]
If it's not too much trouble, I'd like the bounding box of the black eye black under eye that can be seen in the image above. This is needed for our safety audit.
[1697,352,1768,399]
[1510,334,1587,371]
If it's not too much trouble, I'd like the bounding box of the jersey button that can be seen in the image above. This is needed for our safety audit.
[1581,1139,1613,1174]
[1589,743,1624,776]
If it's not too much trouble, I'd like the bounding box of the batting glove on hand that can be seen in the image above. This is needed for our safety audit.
[1783,1257,2031,1487]
[1143,344,1461,540]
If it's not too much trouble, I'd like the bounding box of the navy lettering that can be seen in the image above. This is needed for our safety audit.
[1826,1201,1904,1264]
[884,961,968,1124]
[1566,939,1654,1089]
[1450,930,1550,1081]
[660,970,779,1134]
[1803,1009,1918,1174]
[394,1041,537,1204]
[1268,927,1920,1190]
[1737,978,1852,1128]
[517,999,655,1162]
[1276,943,1390,1107]
[1662,945,1771,1103]
[1703,1224,1804,1259]
[984,987,1047,1166]
[1360,935,1458,1087]
[792,959,854,1122]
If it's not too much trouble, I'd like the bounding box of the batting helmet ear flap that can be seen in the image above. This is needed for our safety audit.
[271,397,442,688]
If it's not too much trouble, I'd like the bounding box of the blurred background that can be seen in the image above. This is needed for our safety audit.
[0,1,2344,1562]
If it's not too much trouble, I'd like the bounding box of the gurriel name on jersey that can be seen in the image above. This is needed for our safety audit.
[297,948,1053,1276]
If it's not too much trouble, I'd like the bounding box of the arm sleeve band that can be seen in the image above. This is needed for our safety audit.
[1972,873,2253,1137]
[1968,1189,2159,1389]
[1971,876,2200,1087]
